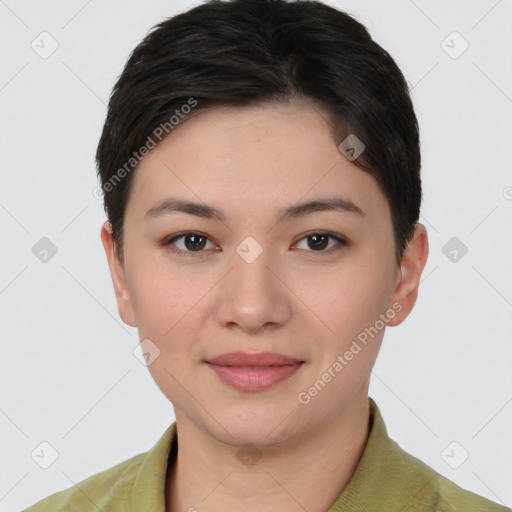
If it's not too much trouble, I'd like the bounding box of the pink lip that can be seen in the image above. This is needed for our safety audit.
[205,352,304,391]
[207,351,302,367]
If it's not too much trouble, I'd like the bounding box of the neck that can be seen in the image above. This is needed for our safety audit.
[166,390,370,512]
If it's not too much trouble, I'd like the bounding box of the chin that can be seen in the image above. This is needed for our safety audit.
[210,404,304,449]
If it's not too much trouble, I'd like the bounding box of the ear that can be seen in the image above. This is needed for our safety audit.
[387,223,429,327]
[100,221,137,327]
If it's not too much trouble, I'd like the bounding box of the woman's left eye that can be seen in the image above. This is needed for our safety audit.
[163,231,347,257]
[294,232,347,253]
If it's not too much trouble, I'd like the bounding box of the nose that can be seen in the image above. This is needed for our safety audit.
[215,248,293,334]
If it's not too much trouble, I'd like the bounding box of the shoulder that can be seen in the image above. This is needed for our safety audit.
[390,438,510,512]
[434,472,511,512]
[23,421,177,512]
[362,399,510,512]
[22,452,146,512]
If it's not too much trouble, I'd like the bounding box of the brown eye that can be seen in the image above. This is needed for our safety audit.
[164,232,215,257]
[294,232,347,253]
[307,234,329,250]
[182,234,207,251]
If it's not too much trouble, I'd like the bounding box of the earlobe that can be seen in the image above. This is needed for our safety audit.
[387,223,429,327]
[100,221,137,327]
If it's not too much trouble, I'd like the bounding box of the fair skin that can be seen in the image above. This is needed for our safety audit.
[101,100,428,512]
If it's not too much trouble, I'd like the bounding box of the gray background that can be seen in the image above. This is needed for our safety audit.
[0,0,511,510]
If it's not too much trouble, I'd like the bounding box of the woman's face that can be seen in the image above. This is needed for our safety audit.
[102,101,413,447]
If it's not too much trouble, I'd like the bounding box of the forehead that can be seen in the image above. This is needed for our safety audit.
[126,101,390,226]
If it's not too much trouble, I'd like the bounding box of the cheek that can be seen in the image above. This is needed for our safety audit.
[127,260,213,358]
[127,245,191,321]
[300,261,393,337]
[129,272,175,337]
[300,267,391,401]
[131,267,203,398]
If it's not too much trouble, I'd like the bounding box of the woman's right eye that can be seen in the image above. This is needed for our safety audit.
[163,232,217,257]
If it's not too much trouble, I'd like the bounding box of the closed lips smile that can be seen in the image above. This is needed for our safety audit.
[204,352,304,391]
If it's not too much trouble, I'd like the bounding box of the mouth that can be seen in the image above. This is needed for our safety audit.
[204,352,305,391]
[205,351,303,367]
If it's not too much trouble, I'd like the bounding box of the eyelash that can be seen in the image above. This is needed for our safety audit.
[162,231,348,258]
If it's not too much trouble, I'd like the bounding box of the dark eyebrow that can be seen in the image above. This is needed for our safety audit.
[144,196,365,222]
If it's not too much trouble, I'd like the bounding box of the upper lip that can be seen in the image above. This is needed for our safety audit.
[206,352,303,367]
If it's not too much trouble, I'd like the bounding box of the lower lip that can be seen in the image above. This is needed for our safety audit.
[206,362,303,391]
